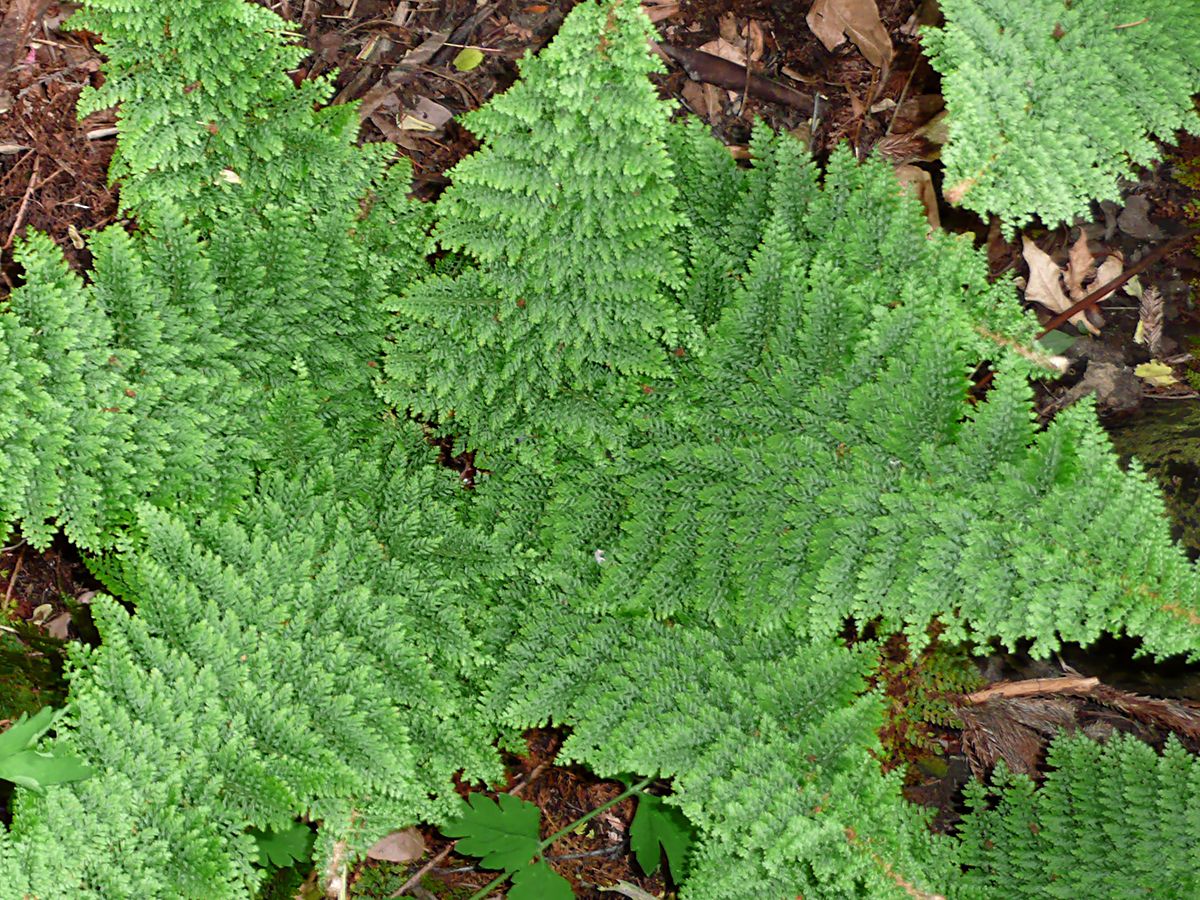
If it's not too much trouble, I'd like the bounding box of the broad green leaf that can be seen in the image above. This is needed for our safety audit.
[453,47,485,71]
[509,860,573,899]
[629,793,694,879]
[249,823,315,868]
[443,793,541,872]
[1036,330,1076,356]
[0,707,56,757]
[0,749,95,795]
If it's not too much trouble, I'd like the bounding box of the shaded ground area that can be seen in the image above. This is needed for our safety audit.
[1,1,1199,897]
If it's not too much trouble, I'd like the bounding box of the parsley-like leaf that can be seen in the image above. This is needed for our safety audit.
[248,823,314,869]
[509,860,573,899]
[630,793,694,879]
[443,793,542,873]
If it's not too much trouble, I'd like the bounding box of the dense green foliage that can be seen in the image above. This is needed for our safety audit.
[382,1,692,465]
[959,732,1200,897]
[922,0,1200,231]
[2,1,1200,897]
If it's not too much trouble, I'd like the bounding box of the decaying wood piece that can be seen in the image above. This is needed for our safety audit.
[0,0,51,76]
[654,42,814,114]
[965,675,1099,703]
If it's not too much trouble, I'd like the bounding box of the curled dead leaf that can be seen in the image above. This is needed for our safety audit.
[640,0,680,24]
[1065,232,1095,300]
[366,827,426,863]
[893,164,940,231]
[718,11,739,43]
[1093,251,1124,292]
[806,0,894,69]
[1021,236,1100,335]
[46,611,71,641]
[398,97,454,132]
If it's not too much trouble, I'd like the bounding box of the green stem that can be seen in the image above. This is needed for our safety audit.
[465,776,655,900]
[465,870,509,900]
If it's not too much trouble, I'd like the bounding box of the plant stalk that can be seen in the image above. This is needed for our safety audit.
[465,776,655,900]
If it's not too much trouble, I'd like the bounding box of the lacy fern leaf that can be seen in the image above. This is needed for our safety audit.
[3,2,1200,898]
[922,0,1200,231]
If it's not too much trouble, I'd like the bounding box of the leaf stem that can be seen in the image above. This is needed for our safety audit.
[465,776,655,900]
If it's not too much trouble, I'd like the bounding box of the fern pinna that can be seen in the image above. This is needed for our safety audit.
[2,1,1200,897]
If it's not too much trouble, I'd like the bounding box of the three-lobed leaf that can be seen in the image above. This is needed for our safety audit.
[248,823,315,869]
[509,860,573,900]
[0,707,56,756]
[0,707,94,795]
[629,793,693,879]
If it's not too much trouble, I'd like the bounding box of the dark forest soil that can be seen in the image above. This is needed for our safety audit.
[1,1,1199,898]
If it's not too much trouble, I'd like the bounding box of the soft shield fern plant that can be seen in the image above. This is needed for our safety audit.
[3,1,1200,897]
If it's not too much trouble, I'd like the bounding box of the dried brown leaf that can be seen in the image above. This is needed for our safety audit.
[702,82,725,117]
[45,611,71,640]
[893,164,940,230]
[958,697,1075,780]
[1091,251,1124,293]
[1021,236,1099,335]
[717,11,740,44]
[747,20,766,62]
[1065,232,1095,300]
[698,36,747,68]
[679,78,711,119]
[806,0,894,69]
[366,827,426,863]
[1137,285,1164,357]
[1091,683,1200,740]
[399,96,453,132]
[640,0,679,24]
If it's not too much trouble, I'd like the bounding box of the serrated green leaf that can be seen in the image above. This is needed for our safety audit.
[442,793,541,872]
[453,47,485,72]
[509,860,573,899]
[0,707,57,758]
[0,749,95,795]
[630,793,693,879]
[249,823,315,868]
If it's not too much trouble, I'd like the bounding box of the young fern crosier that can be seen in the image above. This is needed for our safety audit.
[3,1,1200,897]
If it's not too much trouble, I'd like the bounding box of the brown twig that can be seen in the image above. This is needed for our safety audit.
[300,0,317,29]
[4,544,25,609]
[965,675,1099,704]
[4,156,40,249]
[0,0,52,75]
[389,763,549,898]
[428,3,496,68]
[1036,227,1200,338]
[973,325,1068,373]
[655,42,814,114]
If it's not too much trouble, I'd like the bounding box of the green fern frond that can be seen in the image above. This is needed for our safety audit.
[923,0,1200,231]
